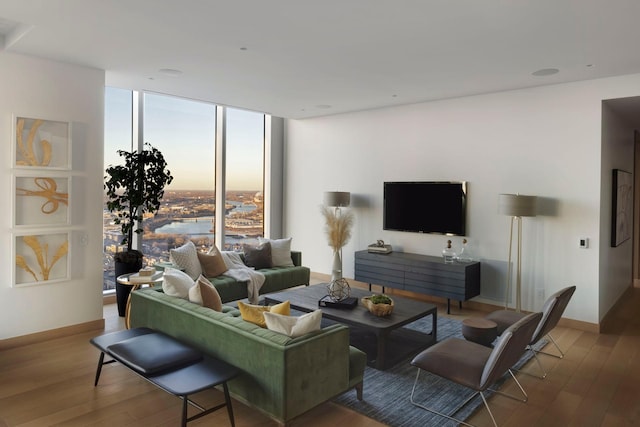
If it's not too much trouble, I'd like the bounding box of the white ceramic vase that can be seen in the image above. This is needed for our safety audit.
[331,249,342,282]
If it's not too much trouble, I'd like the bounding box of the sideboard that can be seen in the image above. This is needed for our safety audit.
[354,250,481,313]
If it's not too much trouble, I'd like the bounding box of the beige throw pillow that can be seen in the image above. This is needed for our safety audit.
[263,309,322,337]
[198,245,228,277]
[188,275,223,312]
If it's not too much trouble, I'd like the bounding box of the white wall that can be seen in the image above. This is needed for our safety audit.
[599,102,636,316]
[286,74,640,325]
[0,52,105,339]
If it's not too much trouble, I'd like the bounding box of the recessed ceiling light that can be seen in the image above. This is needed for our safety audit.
[158,68,183,77]
[240,47,248,51]
[532,68,559,77]
[316,104,332,109]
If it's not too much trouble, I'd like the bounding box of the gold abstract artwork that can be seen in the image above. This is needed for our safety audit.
[16,177,68,214]
[16,118,52,167]
[16,235,68,282]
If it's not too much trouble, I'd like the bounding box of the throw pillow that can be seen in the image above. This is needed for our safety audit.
[242,242,272,270]
[237,300,290,328]
[162,268,195,298]
[264,309,323,338]
[169,241,202,280]
[198,245,228,277]
[188,275,223,312]
[258,237,294,267]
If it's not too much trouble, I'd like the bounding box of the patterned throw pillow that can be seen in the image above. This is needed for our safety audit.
[188,275,223,311]
[264,309,322,337]
[162,268,195,298]
[170,241,202,279]
[258,237,294,267]
[237,300,290,328]
[242,242,272,270]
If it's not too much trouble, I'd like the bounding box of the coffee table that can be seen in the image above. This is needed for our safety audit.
[264,284,437,370]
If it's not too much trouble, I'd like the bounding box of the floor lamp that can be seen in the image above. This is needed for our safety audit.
[499,193,537,312]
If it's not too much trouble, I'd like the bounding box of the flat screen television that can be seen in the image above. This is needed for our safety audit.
[383,181,467,236]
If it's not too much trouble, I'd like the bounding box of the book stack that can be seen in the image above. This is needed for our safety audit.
[128,271,163,283]
[367,243,392,254]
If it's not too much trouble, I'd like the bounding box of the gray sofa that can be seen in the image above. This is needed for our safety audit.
[129,288,366,425]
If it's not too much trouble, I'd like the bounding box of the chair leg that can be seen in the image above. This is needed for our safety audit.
[409,368,484,427]
[513,347,547,379]
[488,369,529,403]
[536,333,565,359]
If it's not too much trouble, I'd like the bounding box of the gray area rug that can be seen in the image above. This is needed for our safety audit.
[333,315,543,427]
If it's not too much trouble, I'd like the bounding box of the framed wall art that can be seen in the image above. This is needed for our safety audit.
[13,115,71,170]
[611,168,633,247]
[13,175,70,227]
[13,231,70,287]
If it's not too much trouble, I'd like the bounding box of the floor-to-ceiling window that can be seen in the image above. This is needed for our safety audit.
[141,93,217,262]
[223,107,265,251]
[103,88,266,292]
[103,87,133,292]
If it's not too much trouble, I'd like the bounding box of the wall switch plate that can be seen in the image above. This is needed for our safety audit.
[579,238,589,248]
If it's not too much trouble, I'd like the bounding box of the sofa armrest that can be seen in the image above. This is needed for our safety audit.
[291,251,302,266]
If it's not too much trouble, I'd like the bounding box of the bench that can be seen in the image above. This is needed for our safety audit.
[90,327,240,427]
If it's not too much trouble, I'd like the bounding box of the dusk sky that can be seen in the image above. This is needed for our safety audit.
[105,87,264,191]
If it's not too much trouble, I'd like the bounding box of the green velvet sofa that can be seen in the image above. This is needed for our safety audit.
[129,288,366,425]
[161,250,310,303]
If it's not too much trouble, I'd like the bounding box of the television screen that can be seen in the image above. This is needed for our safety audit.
[383,181,467,236]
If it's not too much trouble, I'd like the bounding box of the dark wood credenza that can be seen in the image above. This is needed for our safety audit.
[354,250,481,313]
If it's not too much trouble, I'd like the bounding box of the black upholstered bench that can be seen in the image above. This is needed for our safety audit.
[90,327,239,427]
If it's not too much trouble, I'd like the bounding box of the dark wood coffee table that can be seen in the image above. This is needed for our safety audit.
[264,284,437,370]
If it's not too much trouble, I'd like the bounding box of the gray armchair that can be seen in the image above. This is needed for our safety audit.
[485,285,576,378]
[410,312,542,427]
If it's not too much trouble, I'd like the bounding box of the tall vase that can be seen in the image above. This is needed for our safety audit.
[331,249,342,282]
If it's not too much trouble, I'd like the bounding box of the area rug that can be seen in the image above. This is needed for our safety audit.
[333,315,544,427]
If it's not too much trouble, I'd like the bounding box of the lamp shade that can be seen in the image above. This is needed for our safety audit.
[324,191,351,207]
[498,194,537,217]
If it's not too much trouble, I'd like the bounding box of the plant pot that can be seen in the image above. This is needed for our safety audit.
[361,296,394,317]
[114,250,143,317]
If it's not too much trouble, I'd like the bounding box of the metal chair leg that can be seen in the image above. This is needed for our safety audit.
[409,368,489,427]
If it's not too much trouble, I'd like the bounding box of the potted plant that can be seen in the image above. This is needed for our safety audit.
[361,294,394,317]
[104,142,173,316]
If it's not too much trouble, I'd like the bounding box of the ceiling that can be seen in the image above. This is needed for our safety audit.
[2,0,640,120]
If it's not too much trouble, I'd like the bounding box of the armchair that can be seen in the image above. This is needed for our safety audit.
[409,312,541,427]
[485,285,576,378]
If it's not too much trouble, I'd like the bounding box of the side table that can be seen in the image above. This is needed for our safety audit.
[461,317,498,347]
[117,273,163,329]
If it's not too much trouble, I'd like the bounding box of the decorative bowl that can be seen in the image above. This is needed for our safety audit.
[361,295,394,317]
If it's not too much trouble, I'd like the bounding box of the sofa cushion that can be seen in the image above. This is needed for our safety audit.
[163,268,195,298]
[188,275,223,312]
[198,245,228,277]
[264,309,322,338]
[258,237,294,267]
[170,241,202,279]
[237,300,290,327]
[243,242,272,270]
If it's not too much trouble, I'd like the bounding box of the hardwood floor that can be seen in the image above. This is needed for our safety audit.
[2,285,640,426]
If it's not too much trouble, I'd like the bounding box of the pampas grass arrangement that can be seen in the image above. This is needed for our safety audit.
[321,205,354,251]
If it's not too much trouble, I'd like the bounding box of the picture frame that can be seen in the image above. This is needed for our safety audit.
[13,231,70,287]
[611,168,633,247]
[13,115,71,170]
[13,174,70,227]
